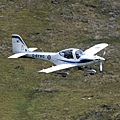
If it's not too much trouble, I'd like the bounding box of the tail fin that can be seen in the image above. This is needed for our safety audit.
[12,34,28,53]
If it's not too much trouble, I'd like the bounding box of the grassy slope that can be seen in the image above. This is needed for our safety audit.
[0,0,120,120]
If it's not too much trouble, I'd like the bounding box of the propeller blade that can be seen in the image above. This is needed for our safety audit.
[100,62,102,72]
[103,51,106,57]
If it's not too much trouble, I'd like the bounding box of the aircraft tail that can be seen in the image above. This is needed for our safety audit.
[8,34,38,58]
[12,34,28,53]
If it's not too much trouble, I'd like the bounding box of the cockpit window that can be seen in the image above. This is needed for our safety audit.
[59,50,73,59]
[75,50,84,59]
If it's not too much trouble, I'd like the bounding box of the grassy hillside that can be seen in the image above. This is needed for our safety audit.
[0,0,120,120]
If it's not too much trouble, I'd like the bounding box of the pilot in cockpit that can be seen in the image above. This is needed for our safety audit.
[75,50,84,59]
[59,50,73,59]
[64,51,73,59]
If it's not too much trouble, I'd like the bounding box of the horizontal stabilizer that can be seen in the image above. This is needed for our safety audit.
[38,64,77,73]
[28,48,38,52]
[8,53,27,58]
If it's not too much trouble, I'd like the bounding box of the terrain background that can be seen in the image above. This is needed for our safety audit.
[0,0,120,119]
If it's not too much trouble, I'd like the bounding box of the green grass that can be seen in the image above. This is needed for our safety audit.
[0,0,120,120]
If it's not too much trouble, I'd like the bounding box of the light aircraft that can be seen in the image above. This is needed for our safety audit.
[8,34,108,77]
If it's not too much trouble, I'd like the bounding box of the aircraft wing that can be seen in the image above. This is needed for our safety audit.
[8,53,27,58]
[84,43,108,55]
[38,64,77,73]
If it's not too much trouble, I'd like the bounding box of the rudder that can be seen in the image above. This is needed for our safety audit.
[12,34,28,53]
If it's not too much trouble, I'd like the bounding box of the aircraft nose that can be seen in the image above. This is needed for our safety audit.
[98,57,105,61]
[101,57,105,61]
[95,56,105,61]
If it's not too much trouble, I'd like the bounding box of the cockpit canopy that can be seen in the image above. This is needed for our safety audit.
[75,49,84,59]
[59,48,84,59]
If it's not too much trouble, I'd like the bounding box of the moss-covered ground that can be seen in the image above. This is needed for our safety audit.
[0,0,120,119]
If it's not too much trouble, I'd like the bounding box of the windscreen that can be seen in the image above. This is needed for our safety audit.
[75,50,84,59]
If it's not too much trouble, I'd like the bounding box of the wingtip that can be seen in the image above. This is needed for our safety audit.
[38,70,48,73]
[8,56,15,58]
[104,43,108,46]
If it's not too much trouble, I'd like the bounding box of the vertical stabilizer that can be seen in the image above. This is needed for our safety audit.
[12,34,28,53]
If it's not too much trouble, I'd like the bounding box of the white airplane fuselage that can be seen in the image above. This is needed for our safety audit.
[8,34,108,74]
[26,51,104,67]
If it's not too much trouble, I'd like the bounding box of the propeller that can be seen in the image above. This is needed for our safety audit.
[103,51,106,57]
[100,61,103,72]
[99,51,106,72]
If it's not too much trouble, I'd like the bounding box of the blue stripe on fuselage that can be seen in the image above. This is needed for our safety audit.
[58,59,93,63]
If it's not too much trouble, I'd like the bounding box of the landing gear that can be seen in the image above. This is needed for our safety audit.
[89,72,95,75]
[78,66,96,75]
[78,67,84,70]
[84,69,96,75]
[62,75,67,77]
